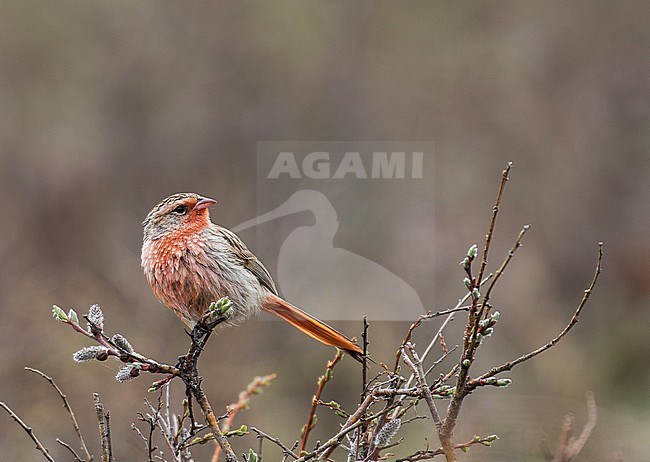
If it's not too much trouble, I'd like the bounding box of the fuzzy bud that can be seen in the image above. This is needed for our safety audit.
[111,334,134,353]
[73,346,108,362]
[467,244,478,259]
[87,304,104,331]
[463,278,472,289]
[374,418,401,448]
[115,365,139,382]
[471,288,480,300]
[496,378,512,387]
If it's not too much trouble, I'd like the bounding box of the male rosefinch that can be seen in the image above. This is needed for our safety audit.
[141,192,363,361]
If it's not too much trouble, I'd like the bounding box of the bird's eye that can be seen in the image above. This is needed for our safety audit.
[172,205,189,215]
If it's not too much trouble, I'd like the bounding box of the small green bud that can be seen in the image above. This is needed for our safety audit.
[246,449,259,462]
[325,369,333,380]
[210,297,233,316]
[471,288,480,300]
[461,446,469,453]
[496,378,512,387]
[462,359,471,367]
[491,311,500,322]
[67,309,79,325]
[52,305,68,322]
[232,424,247,436]
[483,327,494,337]
[463,278,472,289]
[467,244,478,258]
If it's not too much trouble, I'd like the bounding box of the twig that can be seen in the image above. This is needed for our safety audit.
[362,316,369,401]
[251,427,301,460]
[395,434,498,461]
[479,224,531,314]
[401,344,441,428]
[213,374,277,461]
[424,345,458,379]
[408,273,493,388]
[422,306,471,319]
[437,163,515,462]
[57,438,84,462]
[26,367,93,462]
[312,403,399,461]
[469,243,603,387]
[94,393,113,462]
[299,349,344,453]
[476,161,512,290]
[0,401,56,462]
[552,392,597,462]
[358,316,370,459]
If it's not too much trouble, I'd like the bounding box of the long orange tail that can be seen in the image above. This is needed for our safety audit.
[263,294,364,362]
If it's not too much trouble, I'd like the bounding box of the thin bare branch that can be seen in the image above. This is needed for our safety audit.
[251,427,300,460]
[56,438,84,462]
[479,224,531,312]
[26,367,92,462]
[401,344,441,429]
[395,434,498,461]
[476,161,512,289]
[299,350,344,453]
[470,242,603,386]
[213,373,277,461]
[0,401,56,462]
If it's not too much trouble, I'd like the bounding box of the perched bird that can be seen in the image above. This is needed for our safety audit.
[141,192,363,361]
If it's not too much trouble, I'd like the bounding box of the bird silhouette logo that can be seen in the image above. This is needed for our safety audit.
[233,190,425,320]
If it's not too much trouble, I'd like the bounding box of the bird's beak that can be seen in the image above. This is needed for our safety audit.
[194,197,217,211]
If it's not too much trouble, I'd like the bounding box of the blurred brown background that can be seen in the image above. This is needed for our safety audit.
[1,1,648,460]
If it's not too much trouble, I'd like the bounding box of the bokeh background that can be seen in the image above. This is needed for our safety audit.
[1,1,648,460]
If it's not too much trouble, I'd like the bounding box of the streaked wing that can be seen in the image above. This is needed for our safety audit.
[217,225,278,295]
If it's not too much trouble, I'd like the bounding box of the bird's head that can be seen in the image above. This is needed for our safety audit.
[143,193,216,241]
